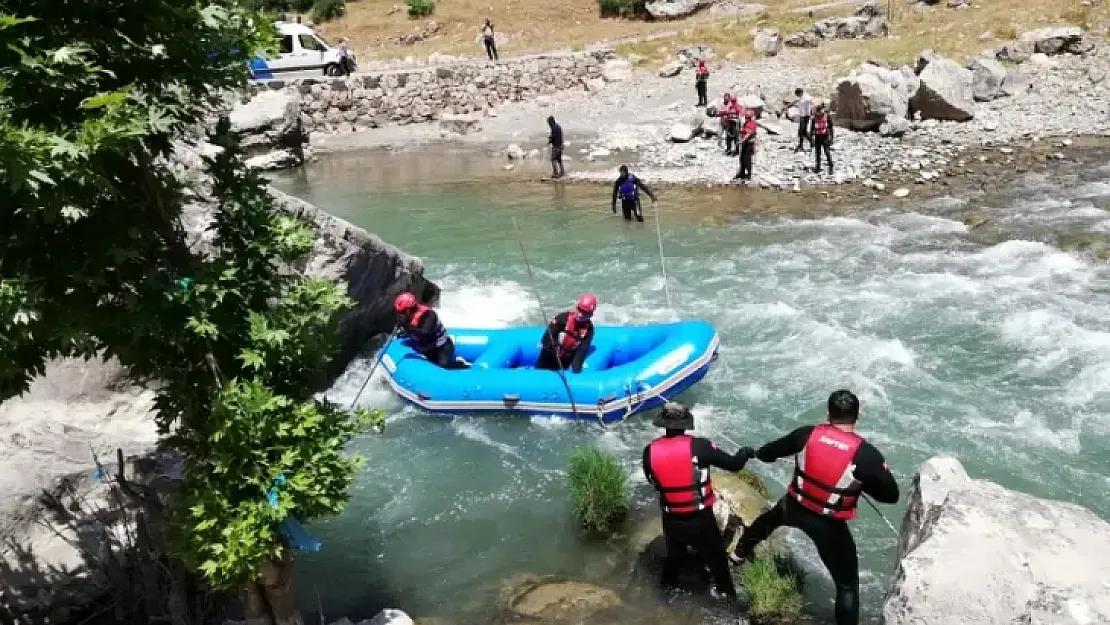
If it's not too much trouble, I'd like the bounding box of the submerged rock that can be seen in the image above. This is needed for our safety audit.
[502,576,622,622]
[883,456,1110,625]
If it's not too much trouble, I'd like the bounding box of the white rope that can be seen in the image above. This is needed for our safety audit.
[653,200,674,312]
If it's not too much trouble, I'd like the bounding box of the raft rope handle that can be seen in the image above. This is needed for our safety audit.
[707,428,901,538]
[510,216,580,419]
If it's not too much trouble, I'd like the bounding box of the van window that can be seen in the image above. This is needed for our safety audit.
[299,34,325,51]
[279,35,293,54]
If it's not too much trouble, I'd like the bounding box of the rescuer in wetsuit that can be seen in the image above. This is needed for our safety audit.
[730,389,900,625]
[611,165,657,222]
[643,402,755,602]
[535,293,596,373]
[394,292,465,369]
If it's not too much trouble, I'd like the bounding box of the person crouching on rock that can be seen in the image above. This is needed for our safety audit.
[535,293,596,373]
[394,292,466,369]
[811,101,835,175]
[695,57,710,106]
[612,165,657,222]
[730,389,900,625]
[734,110,759,182]
[643,402,755,602]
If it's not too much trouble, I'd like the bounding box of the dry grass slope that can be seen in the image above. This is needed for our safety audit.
[314,0,1108,69]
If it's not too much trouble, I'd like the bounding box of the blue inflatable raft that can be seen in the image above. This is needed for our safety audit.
[380,320,720,423]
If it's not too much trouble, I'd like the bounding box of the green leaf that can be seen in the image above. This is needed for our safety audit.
[79,87,129,110]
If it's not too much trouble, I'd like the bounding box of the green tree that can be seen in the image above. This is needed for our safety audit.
[0,2,379,623]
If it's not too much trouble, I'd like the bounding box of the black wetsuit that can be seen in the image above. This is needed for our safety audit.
[732,426,899,625]
[535,310,593,373]
[642,434,752,599]
[548,122,565,178]
[399,308,463,369]
[611,174,656,222]
[811,113,835,174]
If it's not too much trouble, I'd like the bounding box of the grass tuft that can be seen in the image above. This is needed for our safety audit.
[567,446,628,535]
[742,554,806,625]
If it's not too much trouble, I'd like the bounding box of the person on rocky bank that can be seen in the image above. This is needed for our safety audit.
[643,402,755,603]
[793,87,815,152]
[481,19,498,61]
[611,165,657,222]
[730,389,900,625]
[695,57,710,107]
[546,115,565,179]
[734,110,759,182]
[811,102,835,174]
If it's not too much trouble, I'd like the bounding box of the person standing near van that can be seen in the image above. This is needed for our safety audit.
[481,19,499,61]
[337,37,354,76]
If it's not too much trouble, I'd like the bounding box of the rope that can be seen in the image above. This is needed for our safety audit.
[348,328,398,411]
[706,427,901,538]
[511,216,580,418]
[653,199,673,311]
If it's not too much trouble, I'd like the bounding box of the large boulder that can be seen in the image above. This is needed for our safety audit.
[644,0,715,18]
[228,90,308,170]
[1019,25,1090,55]
[752,28,784,57]
[911,52,975,121]
[833,63,917,131]
[967,57,1007,101]
[882,457,1110,625]
[995,40,1035,63]
[785,30,821,48]
[670,114,705,142]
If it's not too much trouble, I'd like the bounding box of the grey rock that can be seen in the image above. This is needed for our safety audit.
[365,609,414,625]
[676,45,715,66]
[880,115,911,137]
[753,28,784,57]
[659,61,684,78]
[785,30,821,48]
[644,0,714,19]
[602,59,633,82]
[1019,25,1086,55]
[912,52,975,121]
[833,63,916,131]
[1001,69,1032,96]
[438,113,483,135]
[967,57,1007,101]
[995,40,1035,63]
[883,456,1110,625]
[708,2,767,18]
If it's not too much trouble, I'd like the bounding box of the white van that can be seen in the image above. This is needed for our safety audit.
[253,21,355,77]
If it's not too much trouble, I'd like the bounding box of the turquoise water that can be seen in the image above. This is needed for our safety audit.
[270,152,1110,623]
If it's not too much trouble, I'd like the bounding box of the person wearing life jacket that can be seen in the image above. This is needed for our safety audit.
[642,402,755,602]
[611,165,657,222]
[721,94,741,156]
[535,293,597,373]
[734,110,760,182]
[810,101,835,175]
[694,57,710,107]
[393,292,465,369]
[730,390,899,625]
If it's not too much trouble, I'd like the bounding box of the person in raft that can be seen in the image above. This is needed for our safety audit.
[611,165,657,222]
[730,389,900,625]
[643,402,755,602]
[535,293,596,373]
[393,292,466,369]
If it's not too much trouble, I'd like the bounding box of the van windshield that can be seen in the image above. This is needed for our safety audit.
[314,34,331,48]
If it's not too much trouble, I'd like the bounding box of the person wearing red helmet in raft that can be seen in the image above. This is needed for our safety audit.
[393,292,465,369]
[730,389,900,625]
[535,293,597,373]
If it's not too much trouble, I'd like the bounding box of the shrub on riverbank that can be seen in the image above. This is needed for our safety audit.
[567,447,628,534]
[407,0,435,18]
[742,555,806,625]
[311,0,345,23]
[598,0,645,19]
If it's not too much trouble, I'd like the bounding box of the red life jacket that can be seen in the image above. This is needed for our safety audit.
[814,112,830,135]
[556,312,588,355]
[696,64,709,78]
[406,304,449,349]
[647,435,716,514]
[787,424,864,520]
[741,118,758,142]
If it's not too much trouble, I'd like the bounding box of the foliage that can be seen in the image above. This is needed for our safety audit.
[406,0,435,18]
[741,555,806,625]
[0,0,379,599]
[597,0,645,19]
[245,0,316,13]
[567,446,628,534]
[311,0,346,23]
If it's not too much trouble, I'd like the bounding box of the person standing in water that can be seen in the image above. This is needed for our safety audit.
[611,165,657,222]
[695,57,710,107]
[481,19,498,61]
[547,116,565,179]
[643,402,755,602]
[731,389,900,625]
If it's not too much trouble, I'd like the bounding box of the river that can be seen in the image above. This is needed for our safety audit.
[268,149,1110,624]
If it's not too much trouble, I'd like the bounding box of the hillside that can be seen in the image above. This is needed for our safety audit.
[313,0,1108,70]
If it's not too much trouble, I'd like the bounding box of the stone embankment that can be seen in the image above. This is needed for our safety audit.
[243,51,611,139]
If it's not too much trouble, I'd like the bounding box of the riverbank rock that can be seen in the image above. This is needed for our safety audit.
[995,40,1035,63]
[228,90,309,171]
[752,28,784,57]
[644,0,714,19]
[676,44,715,66]
[602,59,633,82]
[439,114,482,135]
[1019,25,1091,56]
[882,456,1110,625]
[670,117,704,142]
[788,3,888,48]
[967,57,1007,101]
[366,609,415,625]
[833,63,916,131]
[659,61,684,78]
[911,51,975,121]
[709,2,767,18]
[502,576,622,622]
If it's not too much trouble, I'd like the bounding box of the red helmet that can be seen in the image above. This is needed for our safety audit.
[393,292,417,314]
[576,293,597,314]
